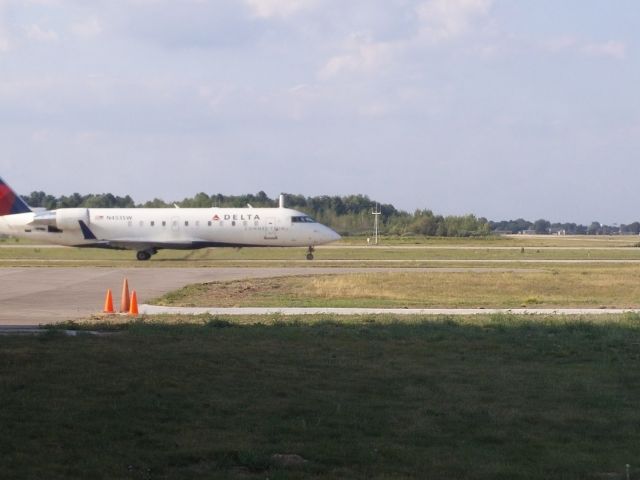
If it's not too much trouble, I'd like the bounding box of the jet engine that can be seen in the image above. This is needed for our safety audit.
[56,208,90,230]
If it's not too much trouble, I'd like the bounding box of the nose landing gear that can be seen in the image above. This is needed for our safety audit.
[306,246,315,260]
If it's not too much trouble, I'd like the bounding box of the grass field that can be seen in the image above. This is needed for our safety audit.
[3,233,640,248]
[334,234,640,248]
[4,235,640,479]
[153,265,640,309]
[2,315,640,479]
[1,237,640,268]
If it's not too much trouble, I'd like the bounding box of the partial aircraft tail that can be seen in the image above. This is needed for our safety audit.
[0,177,32,216]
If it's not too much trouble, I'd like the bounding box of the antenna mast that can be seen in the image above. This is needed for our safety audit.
[371,203,381,245]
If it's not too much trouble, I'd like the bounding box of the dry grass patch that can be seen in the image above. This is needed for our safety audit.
[154,266,640,309]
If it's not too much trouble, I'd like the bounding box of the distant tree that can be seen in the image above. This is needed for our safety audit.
[28,188,634,238]
[587,221,601,235]
[179,192,211,208]
[490,218,532,233]
[22,191,58,210]
[533,219,551,234]
[411,210,439,236]
[285,194,307,209]
[575,224,588,235]
[141,198,170,208]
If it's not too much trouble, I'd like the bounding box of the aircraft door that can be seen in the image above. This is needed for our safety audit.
[264,217,278,240]
[171,216,180,236]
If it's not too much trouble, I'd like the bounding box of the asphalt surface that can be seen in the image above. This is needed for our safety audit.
[0,266,540,326]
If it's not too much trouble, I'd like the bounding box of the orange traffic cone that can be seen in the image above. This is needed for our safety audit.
[103,289,115,314]
[120,278,130,313]
[129,290,139,316]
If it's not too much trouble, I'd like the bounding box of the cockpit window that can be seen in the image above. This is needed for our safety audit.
[291,216,316,223]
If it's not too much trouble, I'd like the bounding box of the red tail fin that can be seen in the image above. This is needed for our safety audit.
[0,177,32,216]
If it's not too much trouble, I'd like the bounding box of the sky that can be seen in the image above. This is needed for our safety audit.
[0,0,638,224]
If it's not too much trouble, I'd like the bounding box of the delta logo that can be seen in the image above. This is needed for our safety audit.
[212,213,260,221]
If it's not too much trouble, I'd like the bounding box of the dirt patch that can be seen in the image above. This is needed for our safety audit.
[160,277,300,307]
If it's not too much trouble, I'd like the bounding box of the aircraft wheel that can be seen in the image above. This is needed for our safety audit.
[136,251,151,261]
[306,253,314,260]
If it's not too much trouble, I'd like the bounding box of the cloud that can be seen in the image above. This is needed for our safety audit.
[541,35,578,53]
[0,3,10,52]
[319,33,395,78]
[197,84,238,112]
[583,40,626,60]
[416,0,493,42]
[319,0,496,78]
[244,0,317,19]
[71,16,102,38]
[119,2,260,49]
[542,36,627,60]
[24,24,58,42]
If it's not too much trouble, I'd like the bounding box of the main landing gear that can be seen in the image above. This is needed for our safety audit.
[136,248,158,261]
[306,245,315,261]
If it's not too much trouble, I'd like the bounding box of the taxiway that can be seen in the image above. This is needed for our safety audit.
[0,266,541,325]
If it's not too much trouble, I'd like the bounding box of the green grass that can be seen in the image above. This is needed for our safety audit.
[3,315,640,479]
[1,242,640,268]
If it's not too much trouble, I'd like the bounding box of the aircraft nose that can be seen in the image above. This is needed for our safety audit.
[325,226,341,242]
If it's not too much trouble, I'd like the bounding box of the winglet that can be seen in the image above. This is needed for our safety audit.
[0,177,32,216]
[78,220,97,240]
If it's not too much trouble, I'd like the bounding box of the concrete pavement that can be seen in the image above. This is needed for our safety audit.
[0,266,541,325]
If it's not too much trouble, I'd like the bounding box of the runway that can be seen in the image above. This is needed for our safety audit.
[0,266,541,325]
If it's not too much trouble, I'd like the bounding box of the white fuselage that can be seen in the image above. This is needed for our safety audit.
[0,207,340,251]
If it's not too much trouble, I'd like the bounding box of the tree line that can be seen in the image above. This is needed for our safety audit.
[20,190,636,237]
[490,218,640,235]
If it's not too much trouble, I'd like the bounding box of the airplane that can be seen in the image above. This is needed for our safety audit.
[0,177,341,260]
